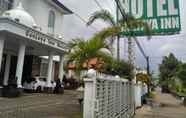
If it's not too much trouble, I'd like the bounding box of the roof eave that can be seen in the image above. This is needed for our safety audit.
[52,0,73,14]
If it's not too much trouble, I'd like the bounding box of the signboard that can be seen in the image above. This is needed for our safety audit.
[119,0,181,36]
[25,29,65,50]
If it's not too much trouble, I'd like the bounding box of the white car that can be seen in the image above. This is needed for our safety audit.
[23,77,56,92]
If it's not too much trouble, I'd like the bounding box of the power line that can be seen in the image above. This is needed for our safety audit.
[114,0,127,20]
[93,0,104,10]
[135,38,147,58]
[140,40,149,56]
[73,12,98,31]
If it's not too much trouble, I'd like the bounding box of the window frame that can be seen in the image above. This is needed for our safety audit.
[48,10,56,34]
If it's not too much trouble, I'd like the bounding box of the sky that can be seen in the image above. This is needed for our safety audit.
[60,0,186,75]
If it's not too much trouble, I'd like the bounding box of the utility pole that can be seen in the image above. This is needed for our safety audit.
[115,0,135,64]
[146,56,150,75]
[116,4,120,60]
[128,37,135,65]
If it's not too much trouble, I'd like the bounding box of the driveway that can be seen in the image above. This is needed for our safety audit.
[0,90,82,118]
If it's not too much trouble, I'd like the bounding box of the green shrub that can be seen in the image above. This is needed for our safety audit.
[148,91,156,98]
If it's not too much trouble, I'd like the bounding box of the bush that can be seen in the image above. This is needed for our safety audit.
[148,91,156,98]
[101,57,134,80]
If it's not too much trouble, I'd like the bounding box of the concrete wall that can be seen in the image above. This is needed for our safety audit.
[13,0,64,39]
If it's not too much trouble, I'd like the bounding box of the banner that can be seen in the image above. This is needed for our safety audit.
[119,0,181,36]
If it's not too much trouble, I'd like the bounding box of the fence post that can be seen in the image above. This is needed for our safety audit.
[83,69,96,118]
[83,79,94,118]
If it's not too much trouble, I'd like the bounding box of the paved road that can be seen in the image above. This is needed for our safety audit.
[135,92,186,118]
[0,90,82,118]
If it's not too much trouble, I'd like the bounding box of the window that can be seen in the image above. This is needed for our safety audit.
[40,63,48,77]
[48,10,55,35]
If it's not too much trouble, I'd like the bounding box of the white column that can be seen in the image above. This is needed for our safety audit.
[0,38,5,73]
[16,43,26,88]
[46,52,54,87]
[58,55,64,81]
[52,62,55,80]
[134,82,142,108]
[3,54,11,86]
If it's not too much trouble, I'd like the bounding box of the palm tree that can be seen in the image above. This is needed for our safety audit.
[87,10,120,59]
[65,37,112,74]
[87,9,151,64]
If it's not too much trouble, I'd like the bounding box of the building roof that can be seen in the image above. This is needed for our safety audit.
[52,0,73,14]
[68,58,103,70]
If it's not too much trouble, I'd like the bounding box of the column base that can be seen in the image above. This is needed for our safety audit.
[43,87,53,94]
[17,88,24,96]
[2,86,23,98]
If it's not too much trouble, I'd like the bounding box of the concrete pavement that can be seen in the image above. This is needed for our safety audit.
[134,92,186,118]
[0,90,82,118]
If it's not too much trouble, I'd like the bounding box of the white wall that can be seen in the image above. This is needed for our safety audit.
[13,0,64,39]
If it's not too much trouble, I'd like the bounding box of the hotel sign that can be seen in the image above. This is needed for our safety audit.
[25,29,65,50]
[119,0,181,35]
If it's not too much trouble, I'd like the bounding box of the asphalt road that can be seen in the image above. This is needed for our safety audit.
[0,90,82,118]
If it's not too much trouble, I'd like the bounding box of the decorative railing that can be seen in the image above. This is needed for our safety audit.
[83,70,135,118]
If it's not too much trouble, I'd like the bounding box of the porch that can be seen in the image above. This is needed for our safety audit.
[0,18,65,94]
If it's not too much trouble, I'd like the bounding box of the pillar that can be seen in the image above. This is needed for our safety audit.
[0,37,5,73]
[16,43,26,88]
[46,52,54,87]
[83,69,96,118]
[58,55,64,81]
[52,62,55,81]
[3,54,11,86]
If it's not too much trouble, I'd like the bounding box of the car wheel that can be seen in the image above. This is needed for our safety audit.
[36,86,42,93]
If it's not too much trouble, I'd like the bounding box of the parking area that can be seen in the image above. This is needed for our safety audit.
[0,90,82,118]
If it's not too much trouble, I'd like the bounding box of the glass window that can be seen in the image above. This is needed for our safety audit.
[48,10,55,35]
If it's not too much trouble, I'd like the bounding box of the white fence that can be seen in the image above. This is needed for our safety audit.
[134,82,148,108]
[83,70,135,118]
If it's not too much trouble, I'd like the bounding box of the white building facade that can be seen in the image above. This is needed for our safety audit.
[0,0,72,91]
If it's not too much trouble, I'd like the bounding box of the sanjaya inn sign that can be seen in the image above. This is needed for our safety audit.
[119,0,181,35]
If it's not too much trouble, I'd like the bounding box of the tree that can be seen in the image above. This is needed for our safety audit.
[177,63,186,87]
[65,37,134,79]
[136,73,150,84]
[159,53,180,81]
[87,9,151,62]
[159,53,181,91]
[65,37,112,73]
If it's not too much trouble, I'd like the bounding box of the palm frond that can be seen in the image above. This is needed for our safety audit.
[87,9,116,26]
[66,38,85,50]
[118,14,151,39]
[65,37,111,73]
[92,26,121,42]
